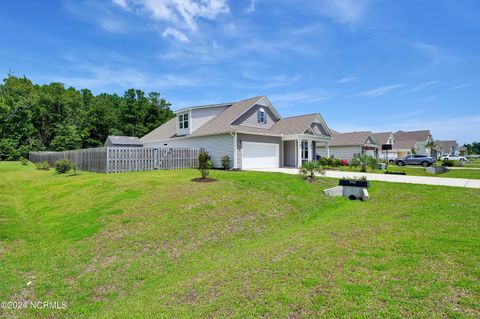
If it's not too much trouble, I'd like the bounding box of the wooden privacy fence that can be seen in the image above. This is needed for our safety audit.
[29,147,202,173]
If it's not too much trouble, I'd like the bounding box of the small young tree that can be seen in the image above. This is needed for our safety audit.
[19,157,28,165]
[351,154,377,172]
[221,155,230,170]
[300,160,323,182]
[198,151,213,179]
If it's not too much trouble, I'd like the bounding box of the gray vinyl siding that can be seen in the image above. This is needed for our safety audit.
[144,134,234,168]
[284,140,296,167]
[231,104,278,129]
[237,133,282,169]
[316,145,362,160]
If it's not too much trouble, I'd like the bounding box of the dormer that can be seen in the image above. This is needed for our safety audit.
[175,103,231,136]
[176,111,191,136]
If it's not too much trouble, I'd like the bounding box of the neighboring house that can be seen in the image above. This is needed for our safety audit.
[373,132,395,160]
[435,140,459,156]
[141,96,333,169]
[391,130,433,157]
[459,146,468,156]
[104,135,143,147]
[316,130,379,161]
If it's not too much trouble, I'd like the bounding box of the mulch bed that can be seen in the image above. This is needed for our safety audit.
[191,178,218,183]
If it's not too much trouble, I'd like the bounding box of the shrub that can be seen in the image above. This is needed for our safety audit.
[19,157,28,165]
[331,158,342,167]
[221,155,230,170]
[36,161,50,170]
[198,151,213,179]
[340,159,348,166]
[318,157,332,166]
[54,159,71,174]
[351,154,377,172]
[300,160,323,182]
[441,159,455,167]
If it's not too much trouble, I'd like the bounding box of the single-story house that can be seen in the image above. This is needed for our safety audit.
[373,132,395,160]
[316,130,379,161]
[104,135,143,147]
[141,96,333,169]
[435,140,459,157]
[391,130,433,157]
[459,146,468,156]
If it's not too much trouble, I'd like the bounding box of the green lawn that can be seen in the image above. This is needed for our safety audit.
[1,162,479,318]
[328,165,480,179]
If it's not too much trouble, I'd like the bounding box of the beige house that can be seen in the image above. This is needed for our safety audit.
[316,130,379,161]
[141,96,333,169]
[391,130,433,158]
[435,140,459,157]
[373,132,395,160]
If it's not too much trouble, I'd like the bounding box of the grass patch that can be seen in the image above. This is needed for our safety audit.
[329,165,480,179]
[0,161,479,318]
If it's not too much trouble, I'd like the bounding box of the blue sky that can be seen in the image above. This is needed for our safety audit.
[1,0,479,143]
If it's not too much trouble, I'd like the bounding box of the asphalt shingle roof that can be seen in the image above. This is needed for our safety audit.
[372,132,392,145]
[394,130,430,142]
[330,131,374,146]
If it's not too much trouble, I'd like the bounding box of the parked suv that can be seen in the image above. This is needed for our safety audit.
[394,154,435,167]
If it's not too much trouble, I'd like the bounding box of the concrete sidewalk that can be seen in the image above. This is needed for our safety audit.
[248,168,480,189]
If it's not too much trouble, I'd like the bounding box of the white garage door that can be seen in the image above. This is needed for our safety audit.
[242,142,279,169]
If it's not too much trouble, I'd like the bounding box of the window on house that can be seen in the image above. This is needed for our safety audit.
[257,108,267,124]
[179,113,189,129]
[301,141,308,160]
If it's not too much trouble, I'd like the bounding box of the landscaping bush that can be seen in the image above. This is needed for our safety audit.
[331,158,342,167]
[54,159,71,174]
[351,154,377,172]
[36,161,50,170]
[198,151,213,179]
[441,159,455,167]
[340,159,348,166]
[221,155,230,170]
[300,160,323,182]
[19,157,28,165]
[318,157,334,166]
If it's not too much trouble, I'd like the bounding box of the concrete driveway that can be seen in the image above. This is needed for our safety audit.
[247,167,480,189]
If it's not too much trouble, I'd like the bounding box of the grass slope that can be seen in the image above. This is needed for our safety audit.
[1,162,479,318]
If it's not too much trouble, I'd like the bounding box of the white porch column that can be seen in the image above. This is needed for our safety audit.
[297,139,302,168]
[308,139,313,161]
[326,140,330,158]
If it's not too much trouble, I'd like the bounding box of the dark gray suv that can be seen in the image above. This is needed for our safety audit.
[395,154,436,167]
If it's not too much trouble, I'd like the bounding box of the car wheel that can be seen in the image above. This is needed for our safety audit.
[460,158,465,162]
[421,161,429,167]
[389,160,394,164]
[397,161,404,166]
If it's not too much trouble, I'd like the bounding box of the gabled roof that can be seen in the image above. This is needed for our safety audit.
[435,140,458,153]
[174,102,233,114]
[373,132,392,145]
[394,130,431,142]
[141,96,333,142]
[105,135,142,146]
[330,131,377,146]
[393,139,417,150]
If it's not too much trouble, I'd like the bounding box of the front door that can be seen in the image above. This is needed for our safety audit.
[301,141,308,163]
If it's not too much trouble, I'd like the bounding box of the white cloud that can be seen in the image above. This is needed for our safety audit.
[113,0,230,31]
[246,0,256,14]
[112,0,129,9]
[162,27,190,42]
[315,0,369,25]
[270,90,331,110]
[98,17,124,33]
[357,84,405,97]
[335,76,355,84]
[448,83,476,91]
[396,80,439,95]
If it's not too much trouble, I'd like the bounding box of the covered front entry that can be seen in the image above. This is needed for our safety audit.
[242,141,279,169]
[282,135,331,167]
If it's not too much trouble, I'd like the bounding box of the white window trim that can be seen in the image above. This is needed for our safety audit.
[178,112,189,129]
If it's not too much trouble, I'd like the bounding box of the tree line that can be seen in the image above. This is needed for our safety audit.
[0,74,174,160]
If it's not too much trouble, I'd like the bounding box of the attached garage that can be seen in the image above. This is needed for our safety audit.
[241,141,279,169]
